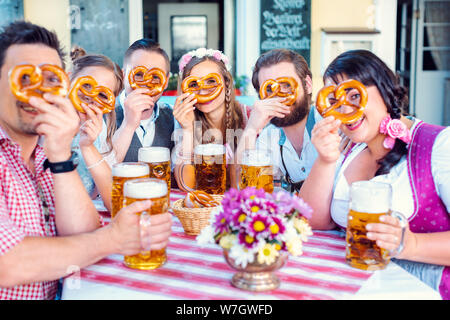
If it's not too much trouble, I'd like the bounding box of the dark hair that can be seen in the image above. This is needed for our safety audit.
[252,49,312,100]
[0,21,66,75]
[324,50,409,176]
[123,38,170,73]
[70,46,124,155]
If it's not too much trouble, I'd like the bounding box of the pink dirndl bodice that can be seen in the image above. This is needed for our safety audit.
[407,121,450,300]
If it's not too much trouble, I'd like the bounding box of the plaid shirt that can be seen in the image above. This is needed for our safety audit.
[0,127,58,300]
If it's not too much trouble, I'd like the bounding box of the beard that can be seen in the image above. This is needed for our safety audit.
[270,93,311,128]
[16,101,39,136]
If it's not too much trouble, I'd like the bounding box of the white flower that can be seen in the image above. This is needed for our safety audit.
[196,225,215,245]
[286,237,303,256]
[257,243,279,265]
[219,234,237,250]
[293,218,313,242]
[194,48,207,57]
[229,244,256,268]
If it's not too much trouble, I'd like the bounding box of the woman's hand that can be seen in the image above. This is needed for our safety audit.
[311,116,342,164]
[246,98,290,135]
[173,92,197,131]
[78,103,104,148]
[366,215,416,259]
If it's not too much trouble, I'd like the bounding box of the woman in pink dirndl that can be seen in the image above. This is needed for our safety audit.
[299,50,450,299]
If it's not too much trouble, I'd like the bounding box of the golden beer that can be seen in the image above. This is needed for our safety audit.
[123,178,168,270]
[111,162,149,218]
[194,144,226,195]
[345,181,391,271]
[138,147,171,198]
[239,149,273,193]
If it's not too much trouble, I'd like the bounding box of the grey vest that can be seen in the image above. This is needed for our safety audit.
[115,101,175,162]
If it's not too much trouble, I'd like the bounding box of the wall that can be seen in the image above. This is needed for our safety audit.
[24,0,71,64]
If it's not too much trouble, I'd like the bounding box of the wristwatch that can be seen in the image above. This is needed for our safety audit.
[44,151,79,174]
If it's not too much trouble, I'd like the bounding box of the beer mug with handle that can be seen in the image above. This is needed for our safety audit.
[138,147,171,199]
[176,143,226,195]
[123,178,169,270]
[345,181,407,271]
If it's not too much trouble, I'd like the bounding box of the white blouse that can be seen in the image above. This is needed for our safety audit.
[331,120,450,228]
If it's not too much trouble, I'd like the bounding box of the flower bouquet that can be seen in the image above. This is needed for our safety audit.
[197,187,313,291]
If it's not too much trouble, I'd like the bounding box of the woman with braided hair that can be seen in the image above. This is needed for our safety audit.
[173,48,249,191]
[299,50,450,299]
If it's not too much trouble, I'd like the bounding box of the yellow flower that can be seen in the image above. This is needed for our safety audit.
[269,223,280,235]
[257,243,279,265]
[245,234,255,244]
[238,213,246,223]
[251,206,260,213]
[219,234,236,250]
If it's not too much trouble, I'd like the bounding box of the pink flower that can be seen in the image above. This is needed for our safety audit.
[213,51,222,61]
[379,116,412,149]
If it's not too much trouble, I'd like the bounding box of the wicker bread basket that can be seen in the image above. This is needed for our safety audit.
[171,195,223,236]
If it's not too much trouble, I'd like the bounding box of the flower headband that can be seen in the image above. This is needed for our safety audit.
[178,48,231,74]
[379,115,411,149]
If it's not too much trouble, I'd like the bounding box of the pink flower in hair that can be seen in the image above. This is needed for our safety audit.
[379,116,412,149]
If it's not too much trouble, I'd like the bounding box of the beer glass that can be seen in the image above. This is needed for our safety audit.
[345,181,406,271]
[177,143,226,195]
[138,147,171,198]
[238,149,273,193]
[111,162,149,218]
[123,178,169,270]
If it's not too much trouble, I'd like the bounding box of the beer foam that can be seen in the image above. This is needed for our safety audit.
[194,144,225,156]
[138,147,170,163]
[350,181,391,213]
[241,149,272,166]
[112,162,149,178]
[123,178,167,199]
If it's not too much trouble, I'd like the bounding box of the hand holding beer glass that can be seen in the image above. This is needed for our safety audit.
[238,149,274,193]
[345,181,407,271]
[123,178,170,270]
[177,143,226,195]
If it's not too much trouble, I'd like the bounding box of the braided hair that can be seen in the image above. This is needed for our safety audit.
[324,50,409,176]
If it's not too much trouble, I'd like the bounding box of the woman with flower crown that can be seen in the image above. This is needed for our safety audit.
[299,50,450,299]
[173,48,250,190]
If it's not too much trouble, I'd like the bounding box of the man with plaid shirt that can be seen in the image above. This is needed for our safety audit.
[0,22,172,300]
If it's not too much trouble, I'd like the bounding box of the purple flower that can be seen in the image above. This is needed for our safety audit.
[248,214,270,235]
[268,216,286,239]
[213,210,230,234]
[292,196,313,220]
[238,231,259,249]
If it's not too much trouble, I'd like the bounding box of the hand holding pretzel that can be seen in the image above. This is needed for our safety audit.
[259,77,299,106]
[316,79,368,124]
[128,66,167,97]
[181,73,224,104]
[9,64,70,103]
[69,76,115,114]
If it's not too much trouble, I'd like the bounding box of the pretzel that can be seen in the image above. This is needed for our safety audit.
[128,66,167,96]
[69,76,115,114]
[316,79,368,124]
[184,190,221,208]
[181,73,224,104]
[9,64,70,103]
[259,77,299,106]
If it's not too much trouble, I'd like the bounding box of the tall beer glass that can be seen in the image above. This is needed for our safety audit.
[345,181,406,271]
[177,143,226,195]
[111,162,149,218]
[239,149,273,193]
[123,178,168,270]
[138,147,171,198]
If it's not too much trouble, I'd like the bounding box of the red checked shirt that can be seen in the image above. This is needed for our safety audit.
[0,127,58,300]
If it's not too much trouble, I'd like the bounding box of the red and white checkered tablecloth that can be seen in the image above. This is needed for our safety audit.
[62,190,440,300]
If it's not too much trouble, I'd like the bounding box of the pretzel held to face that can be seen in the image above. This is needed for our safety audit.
[184,190,221,208]
[128,66,167,97]
[316,79,368,124]
[181,73,224,104]
[259,77,299,106]
[9,64,70,103]
[69,76,115,114]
